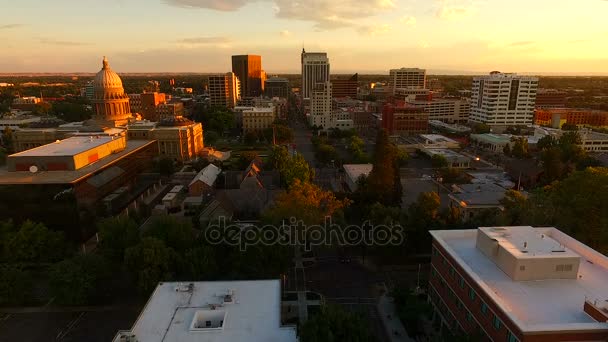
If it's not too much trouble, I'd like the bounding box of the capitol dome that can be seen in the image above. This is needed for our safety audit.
[93,56,124,91]
[90,56,132,127]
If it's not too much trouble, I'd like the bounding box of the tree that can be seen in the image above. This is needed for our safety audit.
[124,237,178,295]
[264,124,293,144]
[51,101,92,122]
[157,157,175,176]
[405,192,442,252]
[502,143,511,156]
[32,102,52,115]
[315,143,338,166]
[237,151,259,170]
[204,130,220,146]
[0,220,68,263]
[0,265,33,306]
[365,129,401,206]
[49,254,112,305]
[300,305,377,342]
[541,147,564,183]
[263,179,350,225]
[97,217,141,262]
[393,288,432,337]
[561,123,578,131]
[144,216,195,253]
[244,131,258,144]
[472,123,490,134]
[537,135,557,150]
[510,138,529,159]
[0,146,6,166]
[431,154,449,168]
[282,153,315,187]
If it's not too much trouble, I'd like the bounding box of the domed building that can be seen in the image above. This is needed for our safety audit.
[91,56,132,127]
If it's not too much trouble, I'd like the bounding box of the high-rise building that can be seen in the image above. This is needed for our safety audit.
[469,72,538,127]
[430,226,608,342]
[264,77,290,98]
[535,89,567,109]
[309,81,333,128]
[208,72,240,108]
[301,49,330,99]
[389,68,426,94]
[331,73,358,99]
[231,55,263,97]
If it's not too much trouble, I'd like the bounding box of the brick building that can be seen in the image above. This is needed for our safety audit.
[429,226,608,342]
[382,101,428,135]
[535,108,608,128]
[331,73,358,99]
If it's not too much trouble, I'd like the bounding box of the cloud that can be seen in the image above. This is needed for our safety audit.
[0,24,24,30]
[358,23,391,36]
[163,0,252,11]
[177,36,232,44]
[400,16,417,26]
[164,0,396,31]
[38,38,90,46]
[435,0,477,20]
[279,30,291,37]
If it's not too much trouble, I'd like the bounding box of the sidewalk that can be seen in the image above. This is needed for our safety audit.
[377,295,415,342]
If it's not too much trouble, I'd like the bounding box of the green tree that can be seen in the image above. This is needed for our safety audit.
[144,216,195,252]
[182,245,218,280]
[1,220,68,263]
[431,154,449,168]
[541,147,564,183]
[0,265,33,306]
[269,146,314,187]
[237,151,259,169]
[97,217,141,262]
[300,305,377,342]
[510,138,529,159]
[49,254,113,305]
[393,288,432,337]
[365,129,401,206]
[472,123,490,134]
[503,143,511,156]
[204,130,220,146]
[51,101,92,122]
[244,131,258,144]
[537,135,557,150]
[561,123,578,131]
[124,237,178,295]
[315,143,338,166]
[405,192,442,252]
[157,157,175,176]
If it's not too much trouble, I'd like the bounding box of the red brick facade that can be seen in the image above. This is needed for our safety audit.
[430,241,608,342]
[382,102,428,135]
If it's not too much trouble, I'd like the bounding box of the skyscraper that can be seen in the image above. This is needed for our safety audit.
[389,68,426,94]
[231,55,263,97]
[469,72,538,127]
[301,49,330,99]
[208,72,240,108]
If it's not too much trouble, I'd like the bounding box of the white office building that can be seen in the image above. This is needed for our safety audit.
[301,49,330,99]
[406,98,470,123]
[389,68,426,94]
[469,72,538,127]
[113,280,297,342]
[309,81,332,129]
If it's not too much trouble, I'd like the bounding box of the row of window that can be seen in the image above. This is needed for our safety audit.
[432,247,520,342]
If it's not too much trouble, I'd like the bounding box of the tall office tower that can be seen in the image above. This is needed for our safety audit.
[309,81,333,128]
[331,73,358,98]
[208,72,240,108]
[301,49,330,99]
[231,55,263,97]
[389,68,426,94]
[469,72,538,127]
[265,77,290,98]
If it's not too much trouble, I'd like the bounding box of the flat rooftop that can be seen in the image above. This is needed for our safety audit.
[10,136,116,157]
[117,280,296,342]
[431,227,608,332]
[0,140,155,185]
[479,226,578,259]
[420,134,459,144]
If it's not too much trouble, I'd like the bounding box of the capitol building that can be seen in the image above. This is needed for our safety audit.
[12,57,204,161]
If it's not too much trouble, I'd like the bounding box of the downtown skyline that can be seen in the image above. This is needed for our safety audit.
[0,0,607,74]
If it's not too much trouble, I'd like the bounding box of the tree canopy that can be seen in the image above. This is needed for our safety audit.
[300,305,377,342]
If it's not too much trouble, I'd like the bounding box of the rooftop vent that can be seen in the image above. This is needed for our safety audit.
[190,310,226,331]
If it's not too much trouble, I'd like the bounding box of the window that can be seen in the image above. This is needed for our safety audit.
[507,330,519,342]
[519,265,525,271]
[481,302,488,315]
[469,288,476,301]
[459,277,465,288]
[450,267,456,277]
[564,264,573,272]
[493,315,502,330]
[466,312,473,322]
